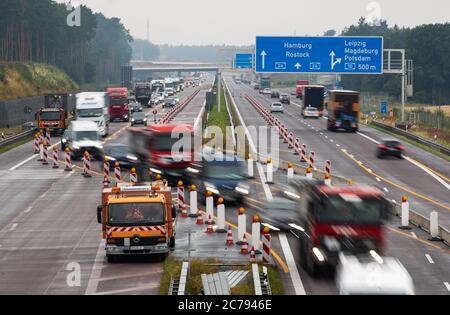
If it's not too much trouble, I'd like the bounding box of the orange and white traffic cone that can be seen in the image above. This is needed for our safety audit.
[249,246,256,262]
[52,146,59,168]
[226,225,234,246]
[240,234,248,255]
[64,147,72,172]
[205,214,214,233]
[196,211,204,224]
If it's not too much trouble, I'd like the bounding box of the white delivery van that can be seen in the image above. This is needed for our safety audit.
[76,92,110,137]
[61,120,103,160]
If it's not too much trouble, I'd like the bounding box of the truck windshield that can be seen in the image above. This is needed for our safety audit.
[110,97,127,105]
[75,131,98,141]
[77,108,103,118]
[316,195,384,225]
[154,133,191,152]
[40,112,62,121]
[108,202,165,226]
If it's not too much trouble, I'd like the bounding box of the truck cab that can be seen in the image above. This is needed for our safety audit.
[75,92,110,137]
[36,93,69,135]
[97,183,177,262]
[285,178,390,277]
[326,90,360,132]
[301,85,325,117]
[106,87,129,122]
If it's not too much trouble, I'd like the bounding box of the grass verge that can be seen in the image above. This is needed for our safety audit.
[159,255,183,295]
[0,135,34,154]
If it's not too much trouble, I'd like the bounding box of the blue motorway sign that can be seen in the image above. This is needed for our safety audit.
[255,36,383,74]
[234,53,253,69]
[380,101,388,115]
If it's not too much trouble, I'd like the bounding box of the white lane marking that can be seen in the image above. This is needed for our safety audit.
[320,132,323,135]
[425,254,434,264]
[444,282,450,292]
[24,206,33,213]
[357,131,379,144]
[90,284,159,295]
[376,177,381,182]
[336,144,340,147]
[410,232,418,239]
[10,223,18,231]
[383,187,389,193]
[85,240,106,295]
[404,156,450,191]
[392,199,397,204]
[278,233,306,295]
[330,139,334,143]
[9,154,38,171]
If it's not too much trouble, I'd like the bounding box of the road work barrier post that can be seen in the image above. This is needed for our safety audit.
[301,144,307,162]
[42,144,49,165]
[237,207,246,245]
[103,158,110,187]
[251,215,261,254]
[216,197,226,233]
[309,151,315,170]
[83,151,92,178]
[205,191,215,224]
[196,211,204,224]
[114,161,121,182]
[262,227,272,264]
[287,162,294,182]
[189,185,198,217]
[429,211,441,241]
[294,138,300,155]
[52,146,59,169]
[45,128,51,147]
[64,147,72,172]
[248,155,254,179]
[240,234,249,255]
[34,133,40,154]
[226,225,234,246]
[206,214,214,233]
[249,247,256,262]
[266,158,273,184]
[399,196,411,230]
[288,132,294,149]
[38,141,44,162]
[130,168,138,183]
[324,160,331,186]
[306,166,313,179]
[177,181,187,217]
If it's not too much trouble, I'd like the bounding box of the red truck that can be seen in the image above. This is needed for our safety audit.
[286,178,390,277]
[295,80,309,99]
[106,87,129,122]
[128,124,195,185]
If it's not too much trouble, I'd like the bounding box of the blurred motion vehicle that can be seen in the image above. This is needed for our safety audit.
[254,83,260,90]
[61,120,103,160]
[76,92,109,137]
[301,85,325,117]
[376,139,404,159]
[128,124,194,185]
[129,102,143,113]
[336,254,415,295]
[189,152,249,204]
[270,102,284,113]
[97,182,177,262]
[162,97,178,108]
[303,106,320,119]
[261,88,272,95]
[286,178,390,277]
[271,91,280,99]
[164,87,174,97]
[295,80,309,99]
[134,82,152,107]
[131,111,147,126]
[280,93,290,104]
[106,87,129,122]
[326,90,360,132]
[260,197,298,231]
[36,93,69,135]
[103,143,138,169]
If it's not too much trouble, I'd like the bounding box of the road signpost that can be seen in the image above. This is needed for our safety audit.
[234,53,253,69]
[255,36,383,74]
[380,101,388,115]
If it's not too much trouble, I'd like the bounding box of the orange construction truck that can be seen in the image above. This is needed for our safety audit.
[36,93,69,134]
[97,182,177,262]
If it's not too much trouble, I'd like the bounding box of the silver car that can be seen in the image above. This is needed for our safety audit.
[270,102,284,113]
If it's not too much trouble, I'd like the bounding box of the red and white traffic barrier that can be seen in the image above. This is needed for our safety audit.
[45,129,51,147]
[240,234,249,255]
[324,160,331,186]
[249,247,256,262]
[38,141,44,162]
[287,162,294,181]
[196,211,204,224]
[226,225,234,246]
[205,214,214,233]
[83,151,92,178]
[189,185,198,217]
[262,227,271,264]
[216,197,226,233]
[64,147,72,172]
[266,158,273,184]
[52,146,59,169]
[114,161,121,182]
[130,167,138,183]
[400,195,410,229]
[34,133,40,154]
[247,155,254,179]
[42,144,49,165]
[205,191,215,224]
[309,151,315,170]
[177,181,187,217]
[294,138,300,155]
[237,207,246,245]
[251,215,261,254]
[103,158,110,187]
[301,144,307,162]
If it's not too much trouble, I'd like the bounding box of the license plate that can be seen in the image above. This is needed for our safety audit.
[130,246,144,251]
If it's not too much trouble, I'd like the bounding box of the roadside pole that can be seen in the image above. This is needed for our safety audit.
[218,72,221,112]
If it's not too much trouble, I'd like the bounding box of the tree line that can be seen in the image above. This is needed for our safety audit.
[0,0,132,85]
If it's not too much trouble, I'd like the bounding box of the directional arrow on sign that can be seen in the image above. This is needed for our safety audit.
[260,50,267,69]
[330,51,342,70]
[294,62,302,70]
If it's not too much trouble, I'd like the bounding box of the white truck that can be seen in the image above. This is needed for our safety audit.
[76,92,110,137]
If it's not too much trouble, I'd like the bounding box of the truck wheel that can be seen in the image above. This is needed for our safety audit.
[306,248,320,277]
[107,255,116,263]
[169,237,175,248]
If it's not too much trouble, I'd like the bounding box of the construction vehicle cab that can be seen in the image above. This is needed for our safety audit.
[36,93,69,135]
[97,182,177,262]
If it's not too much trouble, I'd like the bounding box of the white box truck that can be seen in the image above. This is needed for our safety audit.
[76,92,110,137]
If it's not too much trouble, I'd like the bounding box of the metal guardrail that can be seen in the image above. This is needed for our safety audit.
[371,121,450,156]
[0,128,36,149]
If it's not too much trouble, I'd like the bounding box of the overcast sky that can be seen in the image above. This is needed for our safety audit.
[59,0,449,45]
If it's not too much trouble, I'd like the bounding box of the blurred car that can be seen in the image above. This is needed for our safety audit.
[260,197,298,231]
[254,84,260,90]
[271,91,280,99]
[280,93,290,104]
[262,88,271,95]
[376,139,404,159]
[163,97,178,108]
[129,102,143,114]
[103,143,138,170]
[270,102,284,113]
[130,111,147,126]
[303,106,319,119]
[336,254,415,295]
[189,152,249,204]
